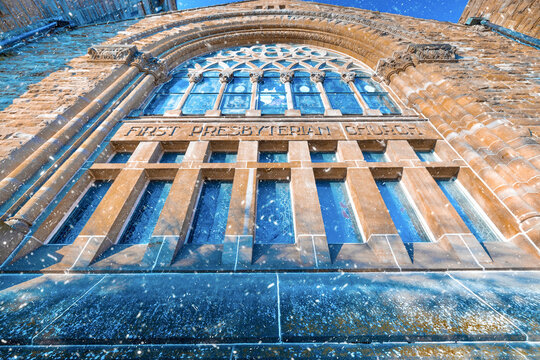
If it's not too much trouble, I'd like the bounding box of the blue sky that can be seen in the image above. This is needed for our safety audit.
[175,0,469,23]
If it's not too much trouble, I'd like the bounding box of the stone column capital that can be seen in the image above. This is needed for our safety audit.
[341,72,356,83]
[280,70,294,83]
[188,71,203,83]
[310,71,326,83]
[219,70,234,83]
[249,70,263,83]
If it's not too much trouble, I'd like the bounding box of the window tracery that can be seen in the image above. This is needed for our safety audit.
[143,44,402,116]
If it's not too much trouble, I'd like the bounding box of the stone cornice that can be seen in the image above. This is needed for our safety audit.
[376,43,457,83]
[87,45,138,64]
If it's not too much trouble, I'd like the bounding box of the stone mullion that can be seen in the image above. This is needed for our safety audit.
[0,66,139,208]
[144,168,202,268]
[389,72,539,223]
[406,66,540,189]
[65,168,148,268]
[346,167,411,265]
[5,74,157,233]
[212,82,227,111]
[346,81,371,115]
[164,81,195,116]
[284,81,294,111]
[222,168,257,269]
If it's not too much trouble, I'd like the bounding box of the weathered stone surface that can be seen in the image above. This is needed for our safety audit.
[279,272,524,342]
[34,273,279,344]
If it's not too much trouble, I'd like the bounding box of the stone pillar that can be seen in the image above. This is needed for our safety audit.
[281,71,299,116]
[222,168,257,269]
[5,75,157,233]
[143,169,202,268]
[311,71,341,116]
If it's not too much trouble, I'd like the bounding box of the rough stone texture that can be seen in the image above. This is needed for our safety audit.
[460,0,540,38]
[0,0,167,33]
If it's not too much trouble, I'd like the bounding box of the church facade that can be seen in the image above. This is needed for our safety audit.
[0,0,538,358]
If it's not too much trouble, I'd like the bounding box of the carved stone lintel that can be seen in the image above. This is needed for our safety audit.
[132,52,170,84]
[406,43,457,63]
[188,71,203,83]
[376,43,457,83]
[87,45,138,64]
[249,70,263,83]
[341,71,356,83]
[310,71,326,83]
[280,70,294,83]
[219,70,233,83]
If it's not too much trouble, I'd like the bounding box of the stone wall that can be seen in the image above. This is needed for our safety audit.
[460,0,540,38]
[0,0,538,246]
[0,0,173,33]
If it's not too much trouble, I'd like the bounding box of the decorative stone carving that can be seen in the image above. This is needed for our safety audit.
[376,43,457,83]
[406,44,458,63]
[87,45,138,64]
[341,72,356,83]
[470,24,490,32]
[280,70,294,83]
[132,52,170,84]
[249,70,263,83]
[219,70,233,83]
[310,71,326,83]
[376,51,418,83]
[188,71,203,83]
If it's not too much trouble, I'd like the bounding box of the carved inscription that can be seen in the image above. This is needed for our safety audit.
[114,122,438,142]
[344,124,424,136]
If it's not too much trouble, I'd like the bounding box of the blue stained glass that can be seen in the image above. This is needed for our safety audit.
[160,152,184,163]
[292,77,318,93]
[255,181,295,244]
[209,152,237,163]
[118,181,172,244]
[187,181,233,244]
[225,77,252,93]
[250,59,265,67]
[259,152,288,163]
[323,77,351,92]
[109,152,131,163]
[221,94,251,114]
[416,150,440,162]
[144,94,182,115]
[311,152,337,162]
[316,180,363,244]
[294,94,325,114]
[437,179,501,243]
[259,77,285,92]
[377,180,431,243]
[162,77,190,94]
[363,151,387,162]
[258,94,287,114]
[182,93,218,115]
[48,181,112,245]
[191,76,220,93]
[354,77,383,93]
[327,93,363,115]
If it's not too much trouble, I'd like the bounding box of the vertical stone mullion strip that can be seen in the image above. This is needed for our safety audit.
[346,167,411,265]
[247,70,262,116]
[343,72,370,115]
[280,71,295,115]
[65,168,148,268]
[389,71,540,222]
[222,168,257,270]
[0,66,139,207]
[144,168,202,268]
[222,141,257,269]
[289,141,330,267]
[5,74,157,233]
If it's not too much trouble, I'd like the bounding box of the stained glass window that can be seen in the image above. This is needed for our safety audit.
[142,44,403,116]
[323,72,363,115]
